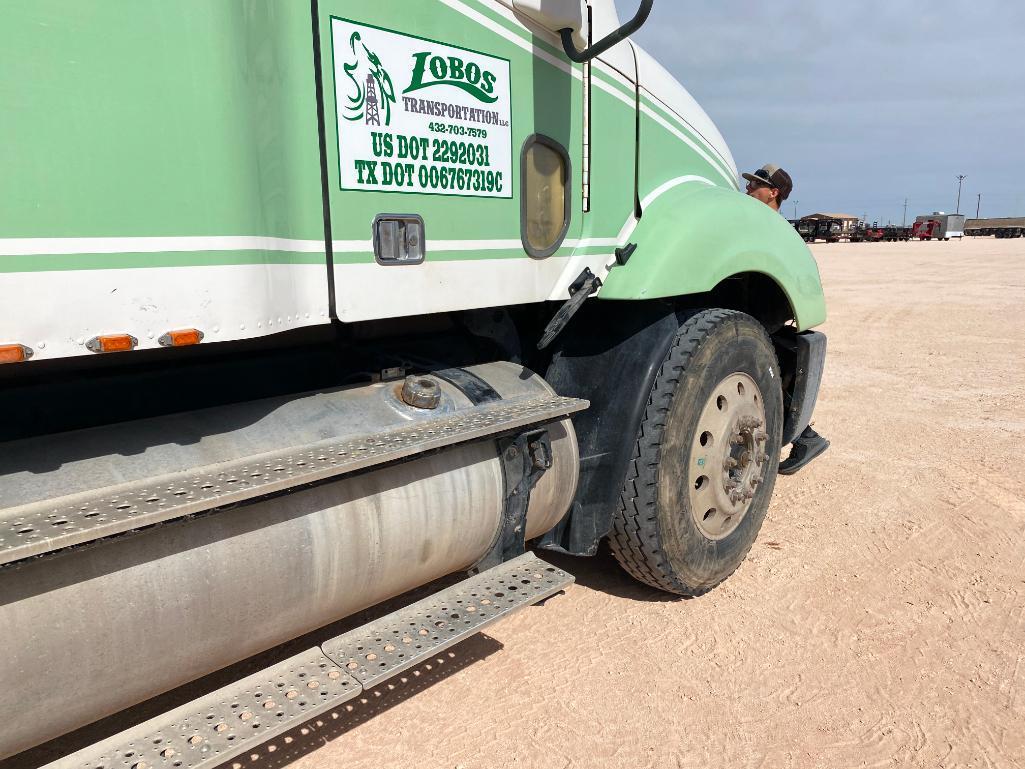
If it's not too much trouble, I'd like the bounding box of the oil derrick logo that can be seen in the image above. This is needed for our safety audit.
[342,31,395,126]
[364,73,380,126]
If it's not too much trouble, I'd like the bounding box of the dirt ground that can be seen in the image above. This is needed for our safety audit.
[16,237,1025,769]
[281,238,1025,769]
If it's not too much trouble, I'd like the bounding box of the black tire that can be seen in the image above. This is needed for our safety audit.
[608,309,784,596]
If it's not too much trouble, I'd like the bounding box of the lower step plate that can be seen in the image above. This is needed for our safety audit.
[46,649,359,769]
[45,553,573,769]
[321,552,573,689]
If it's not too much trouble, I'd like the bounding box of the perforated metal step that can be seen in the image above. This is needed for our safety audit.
[0,395,586,567]
[44,553,573,769]
[46,649,359,769]
[321,552,574,689]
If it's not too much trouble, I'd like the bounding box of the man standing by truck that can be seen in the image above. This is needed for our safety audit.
[742,164,830,473]
[743,164,793,212]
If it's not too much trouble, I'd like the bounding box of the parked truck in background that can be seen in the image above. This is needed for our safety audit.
[0,2,828,765]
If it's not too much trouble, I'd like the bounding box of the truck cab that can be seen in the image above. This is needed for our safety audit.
[0,3,828,763]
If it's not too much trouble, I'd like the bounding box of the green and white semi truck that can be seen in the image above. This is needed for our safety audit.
[0,1,828,764]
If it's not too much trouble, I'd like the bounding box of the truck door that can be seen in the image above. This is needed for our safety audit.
[581,11,640,259]
[315,1,586,323]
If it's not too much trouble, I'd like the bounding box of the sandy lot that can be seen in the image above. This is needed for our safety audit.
[287,238,1025,768]
[13,237,1025,769]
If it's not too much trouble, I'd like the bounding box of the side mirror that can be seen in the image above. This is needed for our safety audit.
[560,0,653,63]
[512,0,587,49]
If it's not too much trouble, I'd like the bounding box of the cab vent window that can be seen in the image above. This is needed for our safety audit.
[521,134,570,259]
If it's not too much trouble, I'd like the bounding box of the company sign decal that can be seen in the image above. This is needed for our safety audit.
[331,18,512,199]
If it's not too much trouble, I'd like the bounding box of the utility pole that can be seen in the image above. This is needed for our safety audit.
[902,198,908,227]
[955,174,966,214]
[792,200,798,220]
[976,193,981,218]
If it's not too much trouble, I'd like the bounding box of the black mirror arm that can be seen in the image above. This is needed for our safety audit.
[558,0,653,63]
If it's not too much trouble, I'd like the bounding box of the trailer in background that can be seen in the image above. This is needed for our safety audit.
[965,217,1025,238]
[913,213,966,241]
[850,223,884,243]
[789,219,816,243]
[882,225,911,241]
[790,217,852,243]
[799,213,860,243]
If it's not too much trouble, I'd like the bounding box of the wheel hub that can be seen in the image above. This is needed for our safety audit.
[688,373,768,540]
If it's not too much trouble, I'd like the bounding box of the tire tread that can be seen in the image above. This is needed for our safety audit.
[608,308,767,596]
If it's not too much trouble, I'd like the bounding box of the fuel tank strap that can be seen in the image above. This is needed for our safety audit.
[42,553,573,769]
[0,395,587,567]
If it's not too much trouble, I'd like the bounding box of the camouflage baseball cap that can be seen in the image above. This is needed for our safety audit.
[742,164,793,201]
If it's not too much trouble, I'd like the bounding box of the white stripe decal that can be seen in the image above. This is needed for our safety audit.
[430,238,522,250]
[642,89,736,184]
[640,103,735,187]
[0,236,324,257]
[616,175,716,244]
[592,71,635,110]
[2,178,715,259]
[450,0,729,170]
[332,240,373,253]
[574,237,622,248]
[0,237,630,257]
[436,0,579,79]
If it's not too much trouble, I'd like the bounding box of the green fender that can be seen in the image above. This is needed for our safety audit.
[597,181,827,330]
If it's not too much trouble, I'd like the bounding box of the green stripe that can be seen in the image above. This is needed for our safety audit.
[306,244,616,265]
[0,244,617,273]
[0,250,326,273]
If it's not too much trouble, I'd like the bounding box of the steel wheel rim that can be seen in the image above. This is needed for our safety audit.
[687,372,768,540]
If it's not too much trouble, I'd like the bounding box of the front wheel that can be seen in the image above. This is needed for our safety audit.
[609,309,784,596]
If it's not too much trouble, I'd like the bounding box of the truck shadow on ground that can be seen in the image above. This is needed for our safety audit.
[536,545,687,604]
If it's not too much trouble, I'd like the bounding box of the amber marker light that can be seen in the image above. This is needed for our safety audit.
[0,344,33,364]
[85,334,138,353]
[158,329,204,347]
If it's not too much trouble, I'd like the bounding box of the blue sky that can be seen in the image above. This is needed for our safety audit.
[615,0,1025,223]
